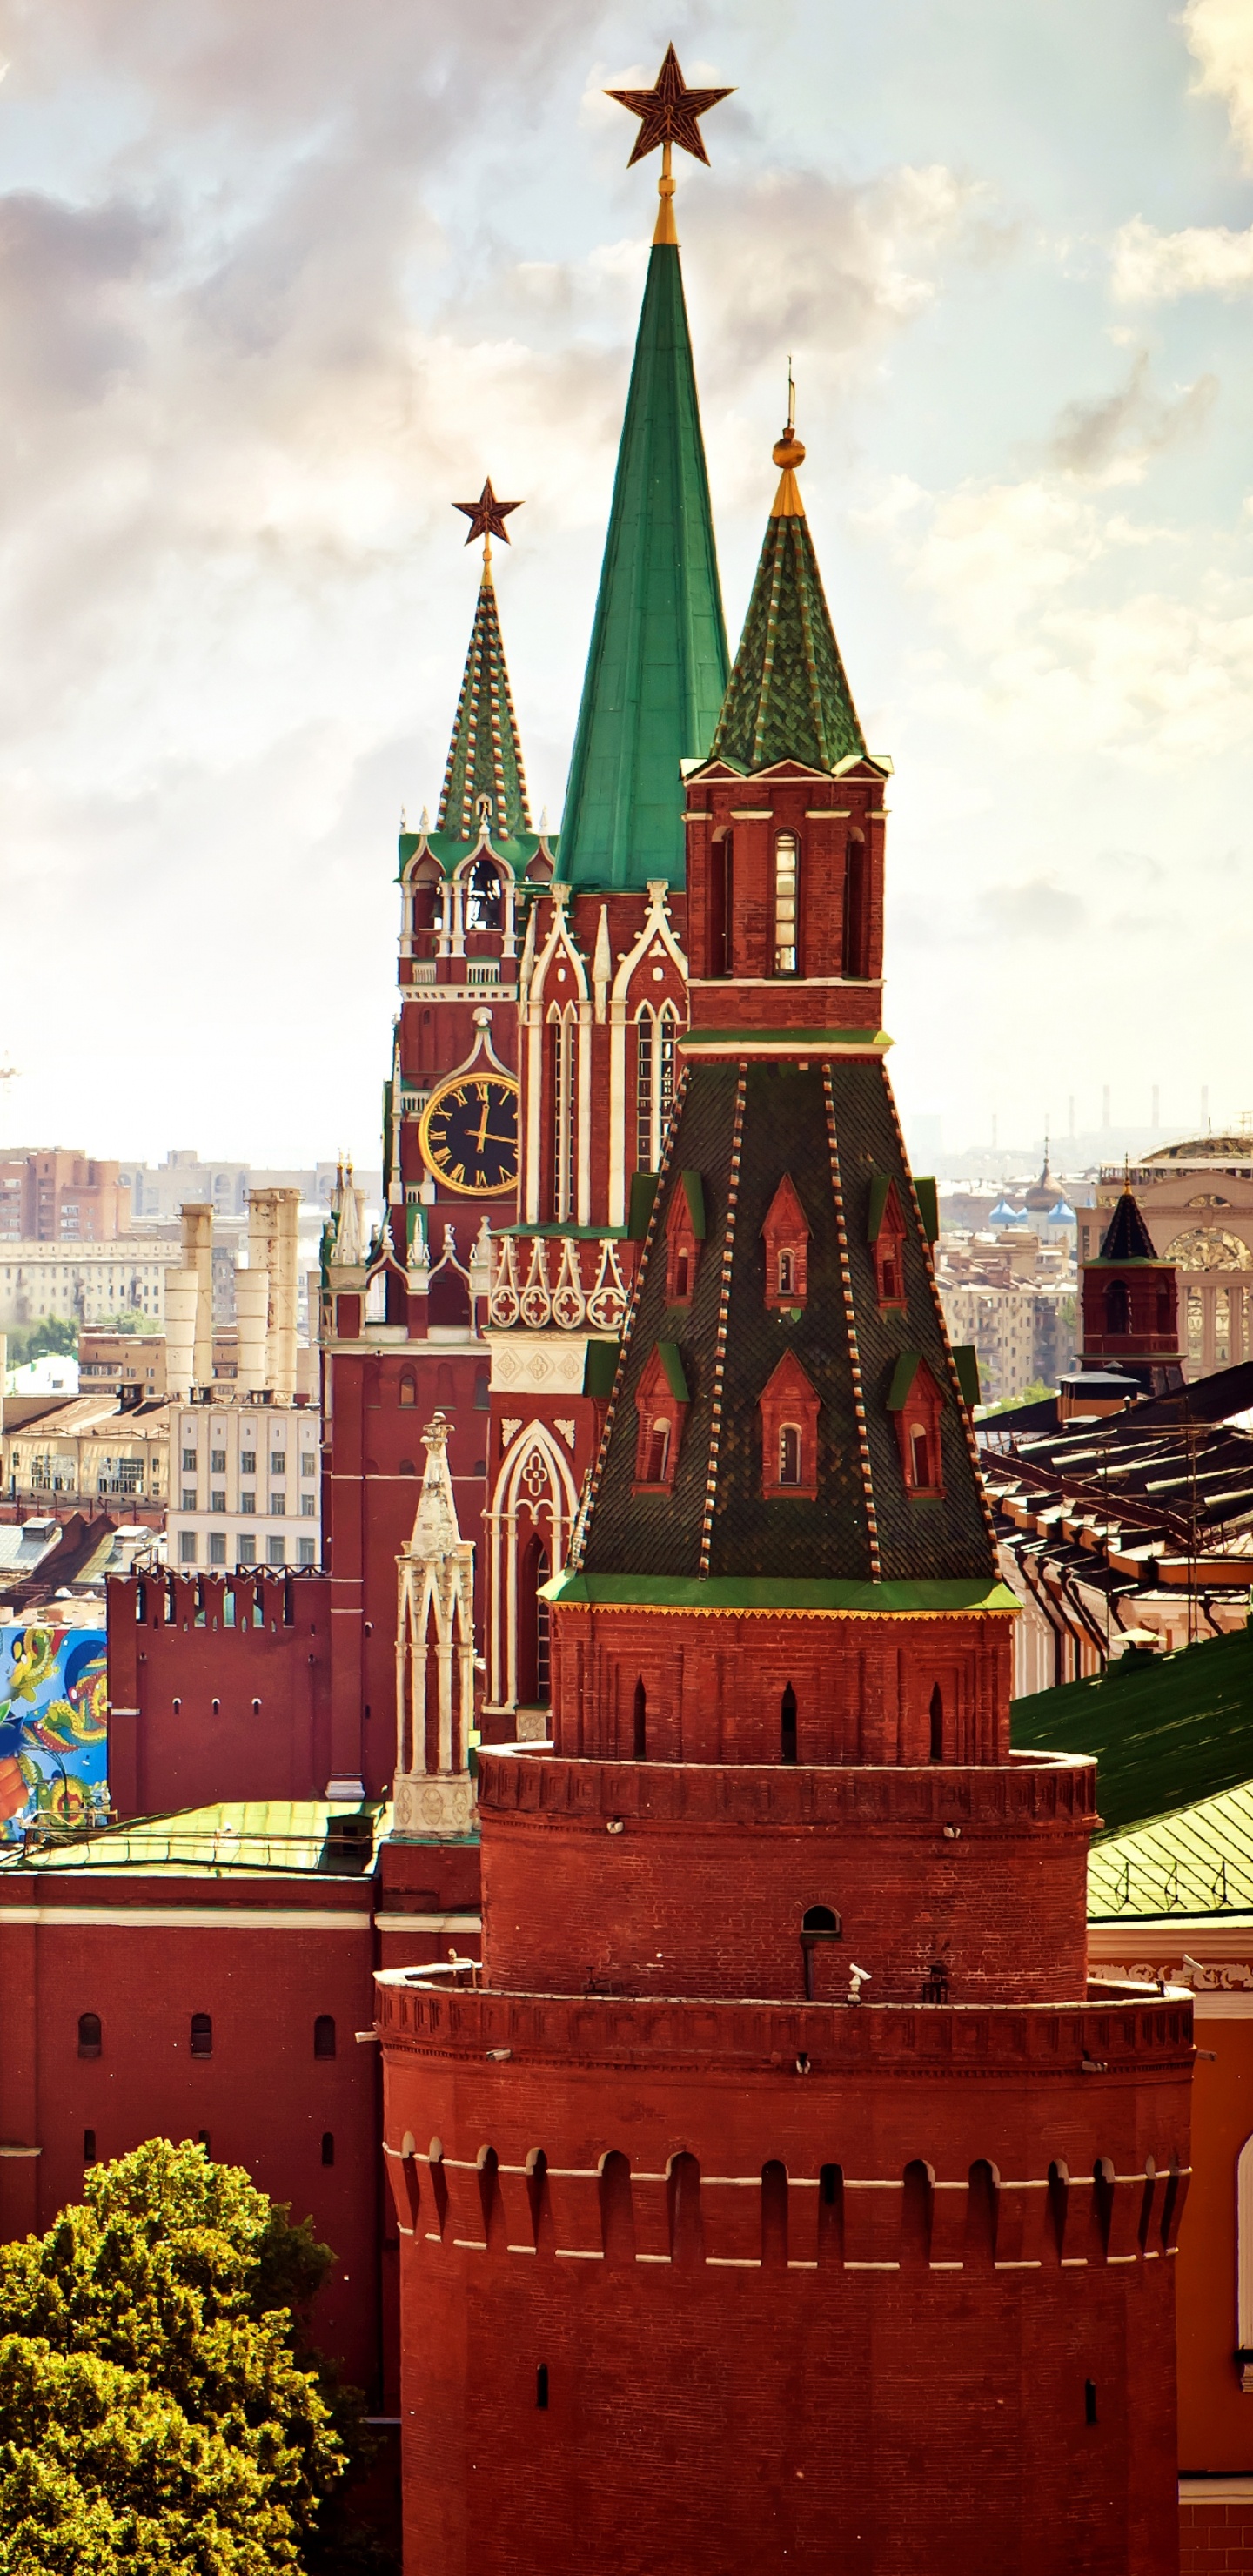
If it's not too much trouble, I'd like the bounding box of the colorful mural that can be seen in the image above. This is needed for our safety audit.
[0,1625,109,1841]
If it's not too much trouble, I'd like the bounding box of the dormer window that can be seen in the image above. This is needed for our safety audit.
[665,1172,705,1307]
[761,1176,810,1311]
[774,834,799,974]
[887,1354,945,1499]
[760,1353,820,1499]
[868,1175,908,1311]
[633,1343,689,1495]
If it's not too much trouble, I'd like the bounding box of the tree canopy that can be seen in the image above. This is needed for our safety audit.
[0,2138,349,2575]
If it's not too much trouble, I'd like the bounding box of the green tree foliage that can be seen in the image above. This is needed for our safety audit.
[4,1318,78,1367]
[0,2138,348,2574]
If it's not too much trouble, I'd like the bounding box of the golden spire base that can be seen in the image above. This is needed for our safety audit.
[482,531,493,585]
[653,139,679,245]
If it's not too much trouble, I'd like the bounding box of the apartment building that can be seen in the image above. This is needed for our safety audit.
[0,1150,131,1242]
[168,1397,321,1569]
[0,1241,171,1329]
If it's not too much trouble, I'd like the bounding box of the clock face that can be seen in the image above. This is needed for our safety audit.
[419,1073,519,1197]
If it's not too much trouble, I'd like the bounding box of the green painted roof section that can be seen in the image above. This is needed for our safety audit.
[656,1339,689,1401]
[915,1177,939,1244]
[559,242,729,892]
[680,1171,707,1238]
[951,1344,981,1409]
[681,1027,891,1051]
[438,570,532,841]
[867,1172,895,1243]
[1089,1774,1253,1919]
[398,828,552,882]
[583,1340,620,1399]
[886,1352,923,1412]
[0,1800,390,1877]
[627,1171,660,1239]
[1012,1624,1253,1836]
[546,1572,1016,1614]
[710,503,866,774]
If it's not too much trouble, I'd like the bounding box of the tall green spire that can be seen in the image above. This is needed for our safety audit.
[438,563,532,840]
[710,425,865,774]
[559,239,729,890]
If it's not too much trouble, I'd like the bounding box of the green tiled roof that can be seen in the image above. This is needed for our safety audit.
[0,1800,389,1878]
[1012,1625,1253,1836]
[546,1572,1016,1615]
[710,502,865,775]
[559,242,729,892]
[438,568,531,841]
[1089,1775,1253,1919]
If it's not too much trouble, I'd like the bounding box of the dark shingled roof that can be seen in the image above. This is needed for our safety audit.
[710,508,865,776]
[579,1056,996,1585]
[1097,1186,1160,1264]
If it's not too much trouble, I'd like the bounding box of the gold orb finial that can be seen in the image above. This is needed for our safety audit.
[773,430,806,471]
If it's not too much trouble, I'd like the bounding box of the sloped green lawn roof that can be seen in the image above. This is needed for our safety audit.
[1013,1624,1253,1836]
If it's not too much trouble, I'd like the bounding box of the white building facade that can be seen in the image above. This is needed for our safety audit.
[167,1396,321,1571]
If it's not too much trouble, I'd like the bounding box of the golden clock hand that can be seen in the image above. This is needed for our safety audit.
[475,1098,491,1151]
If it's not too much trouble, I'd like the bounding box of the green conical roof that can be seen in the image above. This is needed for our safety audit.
[710,468,865,773]
[438,567,531,839]
[559,241,729,891]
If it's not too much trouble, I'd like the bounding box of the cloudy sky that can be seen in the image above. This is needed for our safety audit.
[1,0,1251,1171]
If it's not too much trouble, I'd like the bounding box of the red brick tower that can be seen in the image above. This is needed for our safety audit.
[1076,1183,1185,1399]
[319,498,552,1795]
[376,340,1192,2576]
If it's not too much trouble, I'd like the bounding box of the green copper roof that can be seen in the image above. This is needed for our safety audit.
[710,503,866,774]
[559,241,729,891]
[1012,1624,1253,1836]
[546,1572,1015,1616]
[438,568,531,840]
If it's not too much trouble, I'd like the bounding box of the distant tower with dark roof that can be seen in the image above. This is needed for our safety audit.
[377,394,1191,2574]
[1062,1178,1185,1418]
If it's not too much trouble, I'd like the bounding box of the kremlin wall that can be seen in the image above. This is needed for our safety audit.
[4,44,1244,2576]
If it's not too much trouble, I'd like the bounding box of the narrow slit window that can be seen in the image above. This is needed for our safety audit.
[77,2012,102,2059]
[929,1684,943,1762]
[910,1426,930,1489]
[646,1420,671,1486]
[83,2130,97,2165]
[536,2364,549,2412]
[1084,2380,1097,2426]
[774,835,799,975]
[633,1678,647,1763]
[781,1683,798,1765]
[779,1425,802,1487]
[313,2015,336,2059]
[321,2131,335,2168]
[190,2013,212,2059]
[777,1249,794,1296]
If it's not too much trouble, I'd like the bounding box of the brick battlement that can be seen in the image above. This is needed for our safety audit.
[380,2123,1189,2274]
[376,1968,1192,2081]
[477,1743,1096,1829]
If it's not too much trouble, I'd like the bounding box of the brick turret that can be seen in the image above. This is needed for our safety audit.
[378,392,1191,2576]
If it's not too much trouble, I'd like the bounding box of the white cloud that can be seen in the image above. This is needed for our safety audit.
[1045,349,1216,480]
[1111,211,1253,300]
[1181,0,1253,167]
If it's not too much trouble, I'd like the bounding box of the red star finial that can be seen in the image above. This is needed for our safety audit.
[606,43,734,169]
[452,480,523,548]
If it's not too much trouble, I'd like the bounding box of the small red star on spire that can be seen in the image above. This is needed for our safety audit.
[606,42,734,168]
[452,480,522,547]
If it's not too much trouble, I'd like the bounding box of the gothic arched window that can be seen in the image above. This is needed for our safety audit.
[464,856,503,931]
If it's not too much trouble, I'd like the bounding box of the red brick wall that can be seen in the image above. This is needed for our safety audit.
[379,2009,1190,2576]
[684,761,887,1017]
[549,1605,1016,1768]
[0,1887,381,2389]
[107,1570,331,1815]
[478,1748,1095,2003]
[1181,2503,1253,2573]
